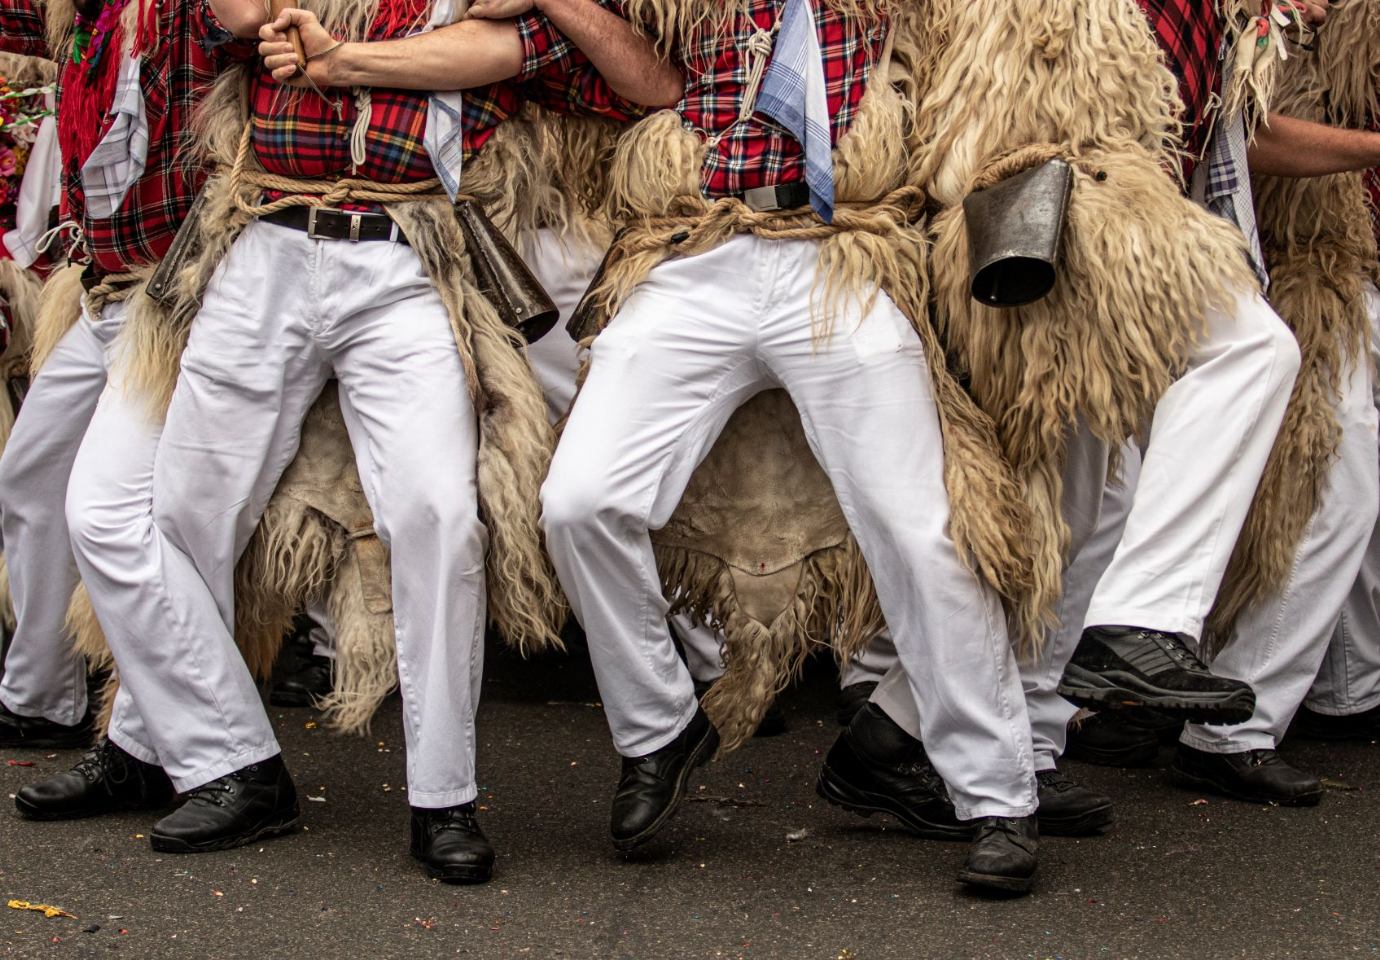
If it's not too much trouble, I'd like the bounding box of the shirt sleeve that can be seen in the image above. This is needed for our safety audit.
[0,0,51,58]
[514,1,661,121]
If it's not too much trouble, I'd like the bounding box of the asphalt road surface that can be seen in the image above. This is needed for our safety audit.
[2,640,1378,960]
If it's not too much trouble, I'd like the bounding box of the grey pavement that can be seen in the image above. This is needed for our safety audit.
[2,641,1378,960]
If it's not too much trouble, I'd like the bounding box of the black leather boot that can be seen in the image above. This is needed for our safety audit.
[958,815,1039,895]
[15,738,174,821]
[411,803,495,883]
[0,701,94,750]
[1171,744,1322,806]
[149,754,300,853]
[1292,703,1380,742]
[610,706,719,851]
[269,617,333,708]
[1036,767,1113,836]
[816,703,967,840]
[835,681,878,727]
[1064,709,1179,767]
[1057,626,1256,724]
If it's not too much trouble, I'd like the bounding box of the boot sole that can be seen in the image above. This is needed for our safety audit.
[815,763,969,842]
[149,814,301,854]
[1170,765,1322,808]
[14,793,173,822]
[957,867,1036,894]
[1038,803,1114,837]
[611,726,718,853]
[413,856,494,885]
[1058,666,1255,725]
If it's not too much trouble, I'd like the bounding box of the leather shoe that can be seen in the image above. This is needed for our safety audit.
[150,754,300,853]
[816,703,967,840]
[269,616,333,708]
[835,681,878,727]
[610,706,719,851]
[1064,708,1180,767]
[1171,744,1322,806]
[411,803,495,884]
[1036,767,1113,836]
[958,815,1038,895]
[1057,626,1255,724]
[15,737,174,821]
[0,701,94,750]
[1292,703,1380,742]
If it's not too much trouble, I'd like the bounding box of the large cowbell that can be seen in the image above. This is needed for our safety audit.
[963,158,1073,308]
[455,200,561,343]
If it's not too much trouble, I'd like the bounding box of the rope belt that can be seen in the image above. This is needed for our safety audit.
[86,272,143,313]
[228,125,454,220]
[617,184,928,257]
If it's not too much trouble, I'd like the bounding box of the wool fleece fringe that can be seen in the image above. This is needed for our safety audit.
[1205,1,1380,651]
[912,0,1263,655]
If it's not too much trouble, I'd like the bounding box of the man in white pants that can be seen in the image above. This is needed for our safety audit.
[1250,281,1380,748]
[17,0,677,882]
[540,0,1040,898]
[0,0,242,816]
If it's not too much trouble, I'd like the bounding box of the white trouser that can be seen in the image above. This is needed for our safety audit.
[65,320,186,767]
[872,440,1141,771]
[1082,289,1300,636]
[874,286,1298,765]
[0,302,127,726]
[305,600,337,660]
[541,235,1036,819]
[1181,331,1378,751]
[147,220,485,804]
[674,616,897,689]
[1307,284,1380,717]
[523,228,602,424]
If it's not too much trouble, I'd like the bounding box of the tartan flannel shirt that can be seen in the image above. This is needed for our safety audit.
[1136,0,1223,184]
[250,5,639,185]
[615,0,887,199]
[1,0,245,274]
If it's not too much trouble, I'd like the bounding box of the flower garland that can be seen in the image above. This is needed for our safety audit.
[0,75,55,248]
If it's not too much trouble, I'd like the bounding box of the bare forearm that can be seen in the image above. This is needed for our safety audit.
[209,0,269,38]
[1249,113,1380,178]
[535,0,683,106]
[322,19,523,89]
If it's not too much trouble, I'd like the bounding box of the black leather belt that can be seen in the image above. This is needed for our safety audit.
[262,206,408,244]
[734,181,810,212]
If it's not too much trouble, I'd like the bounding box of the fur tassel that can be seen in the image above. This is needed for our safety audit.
[28,263,86,376]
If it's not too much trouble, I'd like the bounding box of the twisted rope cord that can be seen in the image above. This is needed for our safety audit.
[228,125,451,219]
[969,144,1067,192]
[616,184,929,257]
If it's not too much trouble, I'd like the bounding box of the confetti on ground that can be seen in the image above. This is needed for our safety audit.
[304,721,318,730]
[1321,777,1358,792]
[307,796,327,802]
[5,759,34,767]
[8,900,77,919]
[414,916,437,930]
[785,828,809,842]
[1189,799,1209,806]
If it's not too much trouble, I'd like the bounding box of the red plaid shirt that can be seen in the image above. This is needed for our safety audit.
[614,0,886,198]
[250,4,638,185]
[1137,0,1224,182]
[0,0,47,58]
[1,0,245,274]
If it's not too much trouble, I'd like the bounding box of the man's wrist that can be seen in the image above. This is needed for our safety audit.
[319,41,357,87]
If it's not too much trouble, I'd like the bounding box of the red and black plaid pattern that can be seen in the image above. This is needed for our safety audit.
[1136,0,1225,179]
[251,5,635,184]
[622,0,885,198]
[10,1,246,274]
[0,0,48,58]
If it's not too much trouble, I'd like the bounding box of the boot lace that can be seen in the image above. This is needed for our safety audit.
[1122,630,1209,675]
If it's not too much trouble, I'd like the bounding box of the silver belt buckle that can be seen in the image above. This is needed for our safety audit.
[306,205,326,241]
[743,185,782,212]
